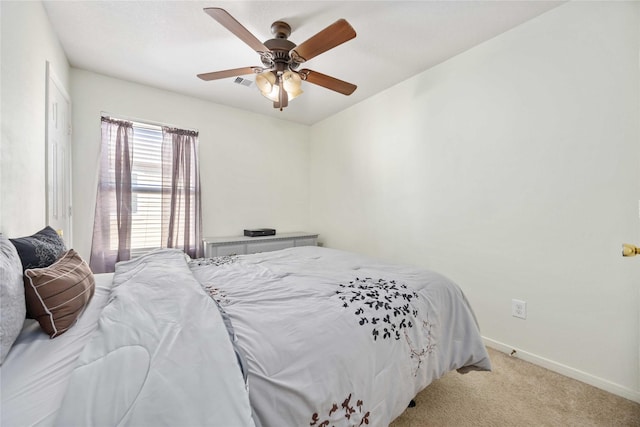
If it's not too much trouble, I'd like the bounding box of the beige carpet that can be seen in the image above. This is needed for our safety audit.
[391,347,640,426]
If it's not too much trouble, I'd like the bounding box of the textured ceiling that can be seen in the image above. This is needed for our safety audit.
[43,1,563,125]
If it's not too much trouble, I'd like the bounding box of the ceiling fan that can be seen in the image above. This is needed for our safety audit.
[197,8,357,111]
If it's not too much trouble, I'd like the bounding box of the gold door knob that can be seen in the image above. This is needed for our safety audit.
[622,243,639,257]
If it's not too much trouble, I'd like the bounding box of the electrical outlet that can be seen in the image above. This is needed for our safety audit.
[512,299,526,319]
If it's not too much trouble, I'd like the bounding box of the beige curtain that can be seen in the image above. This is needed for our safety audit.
[90,117,133,273]
[161,127,203,259]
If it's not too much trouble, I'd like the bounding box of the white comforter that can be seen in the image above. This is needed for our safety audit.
[190,246,491,427]
[54,249,255,426]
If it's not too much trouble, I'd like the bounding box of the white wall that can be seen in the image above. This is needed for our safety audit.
[309,1,640,401]
[71,69,310,261]
[0,1,69,236]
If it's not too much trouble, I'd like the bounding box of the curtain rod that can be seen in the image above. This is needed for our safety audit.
[101,111,198,134]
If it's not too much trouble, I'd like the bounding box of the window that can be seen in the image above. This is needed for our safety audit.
[103,122,164,255]
[90,115,202,273]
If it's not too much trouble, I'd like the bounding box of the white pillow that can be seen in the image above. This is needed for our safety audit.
[0,234,26,364]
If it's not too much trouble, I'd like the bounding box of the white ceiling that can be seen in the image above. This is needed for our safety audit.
[43,1,563,126]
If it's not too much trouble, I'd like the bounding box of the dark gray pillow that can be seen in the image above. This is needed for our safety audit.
[9,226,66,271]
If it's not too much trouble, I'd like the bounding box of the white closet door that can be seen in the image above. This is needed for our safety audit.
[46,62,72,246]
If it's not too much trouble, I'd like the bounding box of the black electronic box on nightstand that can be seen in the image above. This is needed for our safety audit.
[244,228,276,237]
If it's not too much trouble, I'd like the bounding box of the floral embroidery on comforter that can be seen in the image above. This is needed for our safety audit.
[335,277,419,342]
[310,394,370,427]
[335,277,435,376]
[189,255,239,268]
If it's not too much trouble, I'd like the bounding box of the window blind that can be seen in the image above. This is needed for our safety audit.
[107,122,164,253]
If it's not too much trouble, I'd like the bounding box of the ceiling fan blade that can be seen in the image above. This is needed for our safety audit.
[197,66,261,81]
[299,69,357,95]
[291,19,356,63]
[204,8,269,53]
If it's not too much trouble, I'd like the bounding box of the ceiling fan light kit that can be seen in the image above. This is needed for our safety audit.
[255,72,276,93]
[255,70,303,104]
[197,7,357,111]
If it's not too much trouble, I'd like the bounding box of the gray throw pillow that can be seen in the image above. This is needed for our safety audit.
[0,234,26,364]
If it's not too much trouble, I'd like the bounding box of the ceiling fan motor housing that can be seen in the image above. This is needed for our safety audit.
[262,37,299,71]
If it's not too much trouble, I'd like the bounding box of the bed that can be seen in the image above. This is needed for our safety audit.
[1,234,490,427]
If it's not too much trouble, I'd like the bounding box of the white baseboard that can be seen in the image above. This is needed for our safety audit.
[483,337,640,404]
